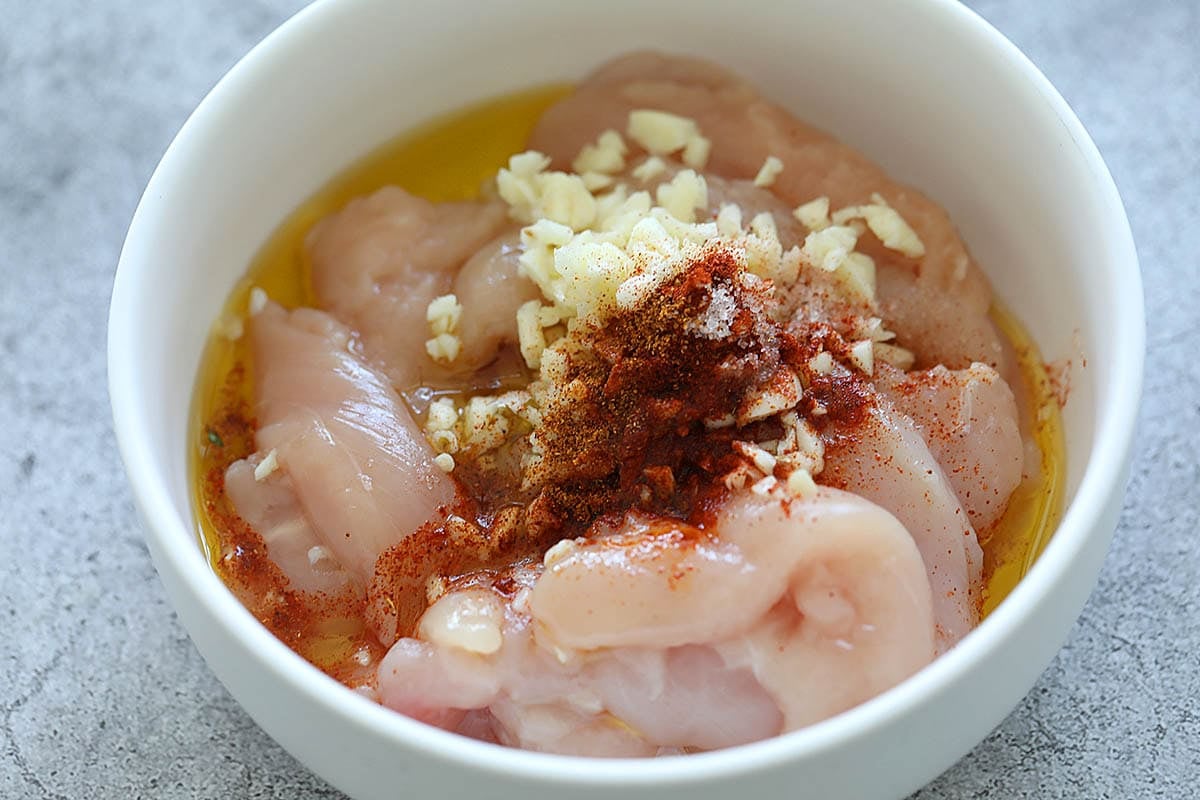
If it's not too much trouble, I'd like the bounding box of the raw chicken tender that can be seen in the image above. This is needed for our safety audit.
[450,232,541,368]
[377,488,934,752]
[875,261,1007,371]
[307,186,509,384]
[876,363,1024,532]
[226,302,455,583]
[820,394,982,650]
[531,51,1006,371]
[224,460,353,594]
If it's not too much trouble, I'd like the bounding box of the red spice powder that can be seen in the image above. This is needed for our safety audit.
[524,245,784,530]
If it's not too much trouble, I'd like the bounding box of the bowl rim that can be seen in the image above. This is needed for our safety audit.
[108,0,1145,787]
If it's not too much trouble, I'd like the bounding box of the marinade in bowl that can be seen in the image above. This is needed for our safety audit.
[190,53,1064,756]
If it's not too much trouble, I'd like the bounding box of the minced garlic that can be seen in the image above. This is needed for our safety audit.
[516,299,549,369]
[424,294,464,364]
[715,203,742,237]
[753,155,784,188]
[632,156,667,183]
[580,171,614,192]
[572,129,627,175]
[425,333,462,364]
[849,339,875,376]
[248,286,269,316]
[681,135,712,169]
[627,110,702,156]
[802,225,860,272]
[733,440,778,476]
[799,224,878,304]
[858,316,897,343]
[750,475,778,497]
[428,429,459,455]
[793,196,831,231]
[253,448,279,481]
[497,153,597,230]
[214,314,244,342]
[775,412,825,477]
[426,294,462,335]
[786,468,817,499]
[831,193,925,258]
[809,351,834,375]
[874,342,916,370]
[654,170,708,223]
[737,368,803,425]
[427,398,458,432]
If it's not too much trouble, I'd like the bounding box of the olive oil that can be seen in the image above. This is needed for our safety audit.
[979,305,1066,615]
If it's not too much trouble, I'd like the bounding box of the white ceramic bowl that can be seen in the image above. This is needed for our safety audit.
[108,1,1143,797]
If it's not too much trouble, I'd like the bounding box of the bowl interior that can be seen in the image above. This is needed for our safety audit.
[109,0,1142,796]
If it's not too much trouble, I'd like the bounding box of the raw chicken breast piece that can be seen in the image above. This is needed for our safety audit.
[876,363,1024,532]
[226,301,456,583]
[528,514,765,649]
[224,459,355,594]
[307,186,509,386]
[380,595,784,754]
[820,394,982,651]
[530,51,1004,369]
[451,231,541,369]
[874,261,1007,371]
[711,490,936,729]
[378,488,934,753]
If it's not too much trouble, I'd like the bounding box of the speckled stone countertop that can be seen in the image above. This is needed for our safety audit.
[2,1,1196,797]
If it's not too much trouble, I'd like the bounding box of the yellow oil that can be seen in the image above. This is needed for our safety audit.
[189,82,1063,630]
[979,305,1066,616]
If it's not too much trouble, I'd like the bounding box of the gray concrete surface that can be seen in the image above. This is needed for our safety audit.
[1,0,1196,797]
